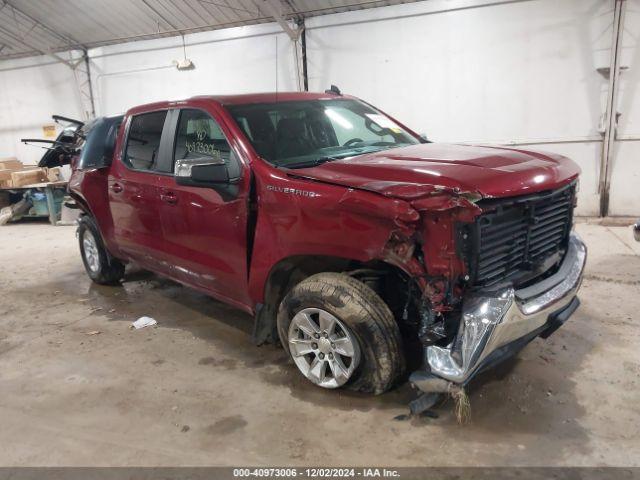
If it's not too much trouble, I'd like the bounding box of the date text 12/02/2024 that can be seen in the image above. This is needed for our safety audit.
[233,468,400,478]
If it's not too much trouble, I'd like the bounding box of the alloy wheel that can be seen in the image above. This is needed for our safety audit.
[288,307,361,388]
[82,231,100,273]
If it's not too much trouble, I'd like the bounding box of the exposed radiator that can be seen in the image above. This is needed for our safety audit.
[462,182,576,288]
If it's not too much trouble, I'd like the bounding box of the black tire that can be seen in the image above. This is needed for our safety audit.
[277,272,405,394]
[78,215,125,285]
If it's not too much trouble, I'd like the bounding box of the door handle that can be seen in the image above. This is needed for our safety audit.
[160,191,178,205]
[111,182,123,193]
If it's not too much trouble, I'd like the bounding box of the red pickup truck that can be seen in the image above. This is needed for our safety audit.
[68,90,586,406]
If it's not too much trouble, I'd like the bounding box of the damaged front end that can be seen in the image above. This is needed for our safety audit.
[390,184,587,409]
[414,234,585,388]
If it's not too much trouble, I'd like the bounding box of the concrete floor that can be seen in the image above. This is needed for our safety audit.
[0,221,639,467]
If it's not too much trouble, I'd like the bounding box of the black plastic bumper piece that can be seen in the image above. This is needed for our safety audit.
[539,296,581,339]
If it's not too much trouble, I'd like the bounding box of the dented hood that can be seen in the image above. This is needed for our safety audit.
[290,143,581,200]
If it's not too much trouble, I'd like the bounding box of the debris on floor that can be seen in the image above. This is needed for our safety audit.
[452,388,471,424]
[0,198,32,225]
[131,316,158,329]
[408,392,440,416]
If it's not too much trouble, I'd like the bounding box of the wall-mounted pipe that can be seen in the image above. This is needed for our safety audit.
[599,0,626,217]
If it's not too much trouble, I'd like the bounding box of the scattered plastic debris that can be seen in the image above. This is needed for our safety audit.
[131,316,157,329]
[393,414,410,421]
[85,330,101,336]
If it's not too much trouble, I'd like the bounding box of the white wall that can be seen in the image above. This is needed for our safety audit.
[89,23,300,116]
[609,0,640,216]
[0,53,84,165]
[305,0,615,216]
[0,0,637,216]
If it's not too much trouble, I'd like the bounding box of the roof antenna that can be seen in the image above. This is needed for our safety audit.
[325,85,341,95]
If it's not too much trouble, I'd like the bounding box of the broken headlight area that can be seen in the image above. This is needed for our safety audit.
[407,234,586,416]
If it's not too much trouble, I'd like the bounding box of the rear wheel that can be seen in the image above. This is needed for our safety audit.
[78,216,125,285]
[277,272,405,394]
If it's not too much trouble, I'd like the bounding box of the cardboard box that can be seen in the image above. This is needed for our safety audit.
[10,168,48,188]
[0,158,23,171]
[46,167,62,182]
[0,170,12,188]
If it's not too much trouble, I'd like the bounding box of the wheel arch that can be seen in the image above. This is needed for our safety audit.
[251,254,414,345]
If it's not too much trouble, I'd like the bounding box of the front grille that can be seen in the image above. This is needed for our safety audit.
[461,182,576,287]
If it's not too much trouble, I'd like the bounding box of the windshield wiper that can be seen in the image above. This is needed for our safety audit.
[280,155,347,169]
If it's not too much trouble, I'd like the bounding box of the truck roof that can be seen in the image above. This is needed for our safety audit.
[126,91,353,115]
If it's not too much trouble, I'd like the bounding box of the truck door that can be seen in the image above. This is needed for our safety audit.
[155,107,251,309]
[108,109,172,275]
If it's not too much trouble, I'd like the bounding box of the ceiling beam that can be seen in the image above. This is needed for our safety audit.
[3,0,84,49]
[261,0,300,40]
[0,22,74,67]
[198,0,260,16]
[140,0,179,31]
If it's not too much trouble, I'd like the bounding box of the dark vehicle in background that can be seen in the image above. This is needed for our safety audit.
[72,116,124,170]
[21,115,85,169]
[23,115,123,171]
[64,91,586,411]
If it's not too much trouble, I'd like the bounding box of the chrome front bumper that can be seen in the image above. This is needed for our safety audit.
[416,233,587,387]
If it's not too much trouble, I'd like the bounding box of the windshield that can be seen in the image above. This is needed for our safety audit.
[226,99,421,168]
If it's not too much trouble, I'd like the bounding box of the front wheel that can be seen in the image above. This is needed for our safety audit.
[277,272,405,394]
[78,216,125,285]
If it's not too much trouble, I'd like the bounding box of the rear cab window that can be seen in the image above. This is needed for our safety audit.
[124,110,168,171]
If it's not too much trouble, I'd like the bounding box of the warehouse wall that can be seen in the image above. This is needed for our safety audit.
[305,0,616,216]
[0,0,637,216]
[0,54,84,165]
[89,23,299,116]
[609,0,640,215]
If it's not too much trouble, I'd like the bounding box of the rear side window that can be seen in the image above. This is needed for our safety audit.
[124,110,167,171]
[173,109,240,178]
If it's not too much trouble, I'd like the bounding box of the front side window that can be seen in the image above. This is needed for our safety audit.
[173,109,240,178]
[174,109,230,164]
[226,99,420,169]
[124,110,167,171]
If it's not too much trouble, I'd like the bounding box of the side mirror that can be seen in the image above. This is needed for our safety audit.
[175,157,229,186]
[419,132,429,142]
